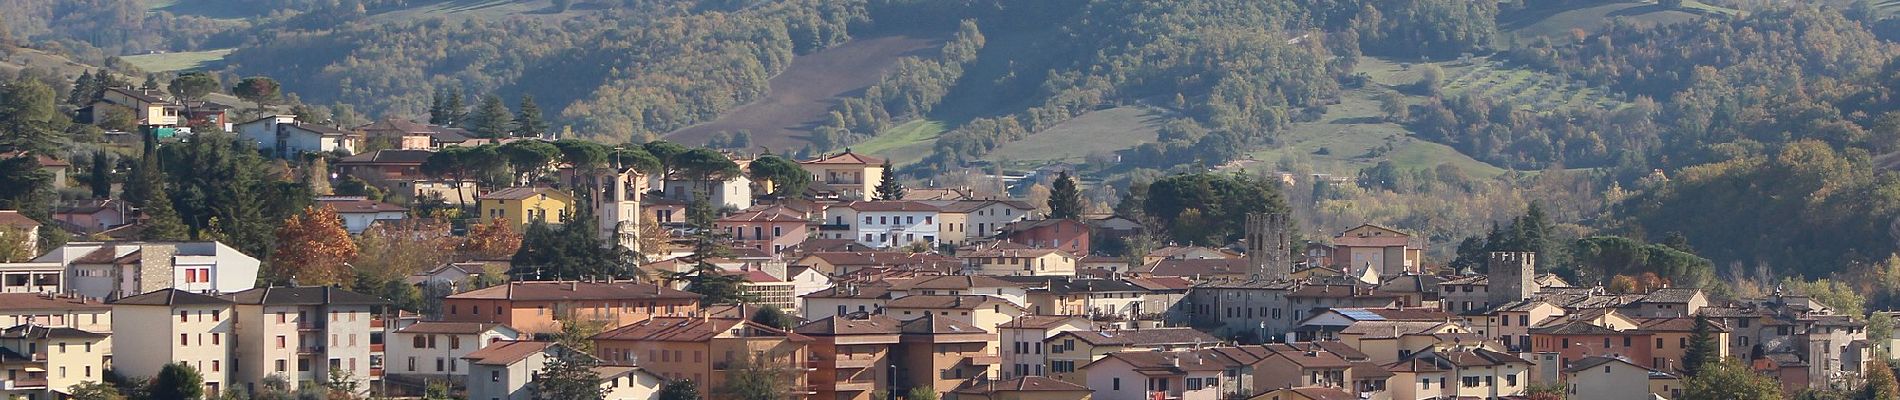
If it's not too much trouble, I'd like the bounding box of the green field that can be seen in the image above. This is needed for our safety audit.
[1237,84,1506,178]
[984,106,1170,167]
[858,120,948,166]
[1359,57,1625,113]
[121,49,233,72]
[1502,2,1701,42]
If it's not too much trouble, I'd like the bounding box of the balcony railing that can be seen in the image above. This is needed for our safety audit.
[370,344,385,353]
[297,323,325,331]
[832,380,875,392]
[834,357,875,369]
[298,346,326,354]
[964,354,1001,365]
[1148,390,1183,400]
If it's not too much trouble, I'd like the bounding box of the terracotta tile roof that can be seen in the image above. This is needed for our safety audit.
[110,288,233,306]
[221,286,387,306]
[1137,258,1250,277]
[1529,319,1622,335]
[800,151,884,165]
[594,316,810,343]
[999,315,1087,330]
[890,275,1026,291]
[0,211,39,230]
[1053,328,1216,346]
[964,247,1069,258]
[1338,321,1454,339]
[1351,361,1394,379]
[899,313,989,335]
[0,294,110,311]
[1275,387,1358,400]
[951,376,1090,394]
[1377,273,1444,293]
[901,188,972,202]
[717,205,807,223]
[397,322,511,335]
[885,295,1020,311]
[462,341,555,365]
[799,252,959,268]
[477,187,566,201]
[1122,276,1196,291]
[1313,341,1370,361]
[446,281,699,302]
[793,315,904,336]
[1091,349,1236,373]
[1147,246,1240,259]
[340,149,436,164]
[837,201,938,212]
[1260,343,1354,368]
[1564,355,1645,373]
[801,284,891,299]
[785,238,871,254]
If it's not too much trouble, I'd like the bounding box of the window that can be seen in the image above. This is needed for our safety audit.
[276,359,288,372]
[1462,376,1481,387]
[1506,374,1518,387]
[277,335,287,349]
[180,334,189,346]
[492,371,502,382]
[180,311,188,322]
[1187,378,1204,390]
[1112,378,1121,391]
[211,361,219,372]
[1603,338,1611,348]
[1624,337,1632,347]
[1657,338,1664,349]
[413,336,427,348]
[1680,338,1688,348]
[212,333,220,345]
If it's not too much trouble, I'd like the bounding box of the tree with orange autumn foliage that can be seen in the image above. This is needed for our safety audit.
[463,217,523,260]
[269,205,358,286]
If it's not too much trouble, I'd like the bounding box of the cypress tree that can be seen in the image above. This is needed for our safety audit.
[1683,314,1721,376]
[88,150,110,199]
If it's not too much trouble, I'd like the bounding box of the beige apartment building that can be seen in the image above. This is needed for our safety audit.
[223,286,386,391]
[0,293,113,358]
[110,289,235,395]
[591,316,813,397]
[0,325,109,399]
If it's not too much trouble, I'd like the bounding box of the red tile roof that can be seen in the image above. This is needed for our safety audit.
[800,151,884,165]
[462,341,555,365]
[446,281,698,302]
[592,317,810,343]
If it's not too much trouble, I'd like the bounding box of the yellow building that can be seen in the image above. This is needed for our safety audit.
[591,317,811,397]
[0,325,109,399]
[477,187,573,226]
[963,247,1078,277]
[799,151,886,200]
[1635,317,1730,374]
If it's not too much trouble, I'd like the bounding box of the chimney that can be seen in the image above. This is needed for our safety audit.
[570,281,579,291]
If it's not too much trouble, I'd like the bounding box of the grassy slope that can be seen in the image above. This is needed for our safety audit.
[663,35,944,150]
[985,106,1169,167]
[856,120,946,165]
[121,49,234,72]
[1502,2,1701,41]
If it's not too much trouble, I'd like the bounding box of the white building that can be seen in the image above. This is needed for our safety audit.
[823,201,940,249]
[315,197,407,234]
[221,286,385,391]
[34,241,260,300]
[464,341,559,400]
[388,322,521,381]
[661,175,753,210]
[923,199,1036,238]
[236,115,360,158]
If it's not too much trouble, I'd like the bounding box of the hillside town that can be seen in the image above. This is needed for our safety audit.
[0,85,1886,400]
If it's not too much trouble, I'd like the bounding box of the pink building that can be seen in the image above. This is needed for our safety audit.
[716,205,811,258]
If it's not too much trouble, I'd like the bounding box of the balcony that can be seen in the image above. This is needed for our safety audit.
[1147,391,1183,400]
[832,380,875,392]
[297,323,325,331]
[817,224,851,231]
[370,344,384,353]
[834,357,875,369]
[298,346,326,355]
[964,354,1001,365]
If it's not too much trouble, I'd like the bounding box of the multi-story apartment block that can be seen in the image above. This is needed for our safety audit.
[110,289,234,395]
[799,151,885,201]
[223,286,386,391]
[590,316,812,397]
[716,205,811,258]
[0,294,113,364]
[823,201,941,249]
[1186,280,1401,342]
[1044,328,1219,378]
[961,246,1077,277]
[0,325,109,399]
[387,322,521,381]
[998,316,1089,379]
[895,314,998,394]
[30,241,260,300]
[440,281,700,336]
[796,315,903,400]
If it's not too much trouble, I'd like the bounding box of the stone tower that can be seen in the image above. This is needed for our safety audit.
[1487,252,1538,305]
[1245,212,1292,281]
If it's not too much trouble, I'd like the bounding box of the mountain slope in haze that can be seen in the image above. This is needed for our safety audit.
[663,35,943,150]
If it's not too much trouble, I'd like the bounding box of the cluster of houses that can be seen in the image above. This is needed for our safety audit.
[0,112,1887,400]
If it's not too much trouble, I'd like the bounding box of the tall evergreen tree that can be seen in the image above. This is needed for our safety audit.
[514,95,548,138]
[444,87,466,127]
[428,87,450,125]
[1048,171,1082,219]
[470,94,512,138]
[89,150,111,198]
[672,198,747,304]
[874,160,904,200]
[67,70,96,105]
[1684,314,1722,376]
